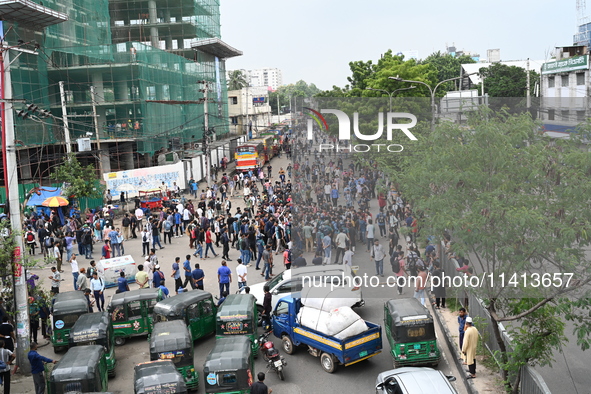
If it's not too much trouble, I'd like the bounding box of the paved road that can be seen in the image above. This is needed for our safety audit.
[23,151,466,394]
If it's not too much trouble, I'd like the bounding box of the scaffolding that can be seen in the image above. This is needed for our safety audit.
[3,0,232,161]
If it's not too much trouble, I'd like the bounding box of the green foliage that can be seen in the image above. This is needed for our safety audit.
[420,51,476,92]
[477,63,539,97]
[227,70,248,91]
[51,154,104,199]
[393,108,591,384]
[0,221,17,278]
[269,80,321,113]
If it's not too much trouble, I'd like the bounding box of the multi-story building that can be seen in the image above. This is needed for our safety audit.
[227,86,272,136]
[228,67,283,91]
[2,0,240,182]
[540,45,590,137]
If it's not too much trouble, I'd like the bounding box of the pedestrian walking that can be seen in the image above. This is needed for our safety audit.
[90,272,105,311]
[182,255,194,289]
[462,317,479,379]
[370,239,386,277]
[217,260,232,297]
[28,342,57,394]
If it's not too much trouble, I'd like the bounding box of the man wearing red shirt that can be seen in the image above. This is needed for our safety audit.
[204,227,218,258]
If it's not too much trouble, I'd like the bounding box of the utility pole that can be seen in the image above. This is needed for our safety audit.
[90,85,105,179]
[203,82,210,187]
[526,58,531,109]
[1,48,31,374]
[58,81,72,154]
[277,94,280,121]
[245,84,249,137]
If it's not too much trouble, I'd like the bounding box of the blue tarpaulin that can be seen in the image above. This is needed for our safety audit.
[26,188,62,207]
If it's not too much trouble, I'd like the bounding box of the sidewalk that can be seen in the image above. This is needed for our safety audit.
[434,301,505,394]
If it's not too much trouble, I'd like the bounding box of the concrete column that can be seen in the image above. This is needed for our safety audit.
[120,142,135,170]
[116,79,129,102]
[92,73,105,104]
[148,0,159,49]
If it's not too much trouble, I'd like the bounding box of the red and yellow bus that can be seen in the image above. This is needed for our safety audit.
[235,135,276,172]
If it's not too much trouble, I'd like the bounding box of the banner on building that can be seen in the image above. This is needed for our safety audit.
[541,55,589,74]
[103,162,185,198]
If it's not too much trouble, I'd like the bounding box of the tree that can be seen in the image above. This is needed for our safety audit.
[395,108,591,391]
[477,63,539,97]
[420,51,476,91]
[227,70,248,91]
[268,80,321,113]
[51,154,104,200]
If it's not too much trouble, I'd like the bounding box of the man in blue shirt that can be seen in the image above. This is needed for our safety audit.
[158,284,170,298]
[182,255,194,289]
[458,307,469,350]
[217,260,232,298]
[171,257,182,294]
[28,342,57,394]
[117,271,129,293]
[191,263,205,290]
[152,265,164,288]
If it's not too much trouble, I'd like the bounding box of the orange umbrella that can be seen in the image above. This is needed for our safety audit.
[41,196,69,207]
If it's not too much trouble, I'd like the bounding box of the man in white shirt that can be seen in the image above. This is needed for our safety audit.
[370,239,386,277]
[49,267,63,294]
[333,229,349,264]
[343,247,354,267]
[0,339,15,393]
[70,254,80,290]
[366,219,375,252]
[236,259,248,289]
[90,272,105,311]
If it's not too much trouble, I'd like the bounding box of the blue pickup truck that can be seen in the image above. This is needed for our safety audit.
[271,295,382,373]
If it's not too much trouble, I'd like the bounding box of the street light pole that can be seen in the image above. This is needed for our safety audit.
[365,86,417,112]
[389,73,477,131]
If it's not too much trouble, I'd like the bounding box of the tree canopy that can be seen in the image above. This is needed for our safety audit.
[395,109,591,390]
[51,154,104,200]
[478,63,539,97]
[419,51,476,91]
[268,80,321,113]
[227,70,248,91]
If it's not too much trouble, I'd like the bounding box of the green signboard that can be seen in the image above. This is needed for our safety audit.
[541,55,589,75]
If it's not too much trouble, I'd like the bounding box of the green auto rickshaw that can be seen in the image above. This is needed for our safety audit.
[69,312,116,377]
[215,294,259,355]
[134,360,188,394]
[46,345,108,394]
[51,291,89,352]
[204,336,254,394]
[153,289,217,341]
[107,288,162,346]
[150,320,198,391]
[384,298,440,368]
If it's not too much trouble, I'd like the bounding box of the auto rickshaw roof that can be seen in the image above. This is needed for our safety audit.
[69,312,109,343]
[52,291,89,316]
[150,321,192,353]
[49,345,105,382]
[153,289,213,317]
[386,298,433,325]
[216,294,256,321]
[109,288,160,308]
[134,360,188,394]
[203,336,251,372]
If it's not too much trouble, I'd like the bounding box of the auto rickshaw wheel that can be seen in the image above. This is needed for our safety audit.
[109,369,116,378]
[282,335,295,354]
[114,337,126,346]
[320,352,336,373]
[257,306,264,326]
[53,346,67,353]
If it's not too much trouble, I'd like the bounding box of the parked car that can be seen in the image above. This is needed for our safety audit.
[375,367,457,394]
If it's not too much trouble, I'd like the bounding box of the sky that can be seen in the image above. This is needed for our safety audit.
[220,0,576,90]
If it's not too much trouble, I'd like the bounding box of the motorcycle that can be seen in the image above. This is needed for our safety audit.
[258,331,287,380]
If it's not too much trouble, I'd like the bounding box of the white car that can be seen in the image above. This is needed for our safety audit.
[242,265,364,315]
[375,367,457,394]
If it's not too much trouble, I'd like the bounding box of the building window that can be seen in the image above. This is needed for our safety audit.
[577,110,586,122]
[577,73,585,86]
[231,117,238,125]
[548,109,555,120]
[548,76,555,88]
[561,110,569,120]
[230,96,238,105]
[561,75,569,87]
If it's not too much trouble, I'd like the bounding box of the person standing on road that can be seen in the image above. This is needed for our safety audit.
[261,286,272,332]
[48,267,63,295]
[333,228,348,264]
[236,259,247,290]
[370,239,386,277]
[0,339,15,394]
[171,257,183,294]
[70,254,80,290]
[28,342,57,394]
[458,308,468,350]
[365,219,375,252]
[217,260,232,297]
[135,264,149,289]
[182,255,194,289]
[192,263,205,290]
[250,371,272,394]
[431,261,446,309]
[204,227,218,258]
[262,245,273,280]
[462,317,479,379]
[414,265,428,306]
[90,271,105,311]
[77,268,88,292]
[117,271,129,293]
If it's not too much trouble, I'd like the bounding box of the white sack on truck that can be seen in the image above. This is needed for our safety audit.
[301,286,359,312]
[326,306,368,340]
[297,306,330,334]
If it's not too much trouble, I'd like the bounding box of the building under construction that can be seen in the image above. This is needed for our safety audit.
[1,0,240,184]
